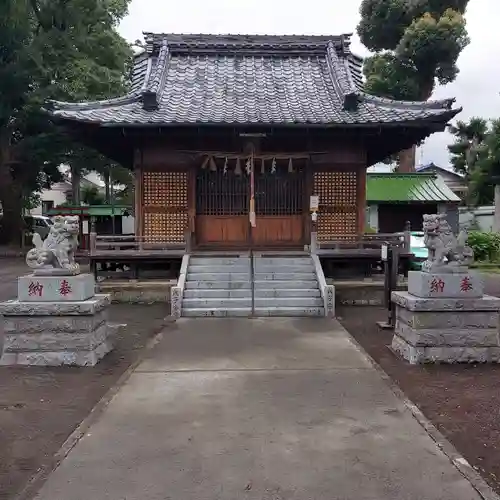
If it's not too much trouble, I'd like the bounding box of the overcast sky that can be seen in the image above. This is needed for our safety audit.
[118,0,500,170]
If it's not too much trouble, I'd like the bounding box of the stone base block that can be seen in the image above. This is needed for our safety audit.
[18,273,95,302]
[0,338,113,367]
[408,270,483,298]
[0,295,115,367]
[396,306,499,330]
[391,334,500,364]
[391,291,500,364]
[391,291,500,312]
[0,294,110,316]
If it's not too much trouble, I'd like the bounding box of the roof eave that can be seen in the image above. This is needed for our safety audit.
[49,111,460,129]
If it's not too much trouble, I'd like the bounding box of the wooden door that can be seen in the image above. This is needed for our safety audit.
[195,158,305,249]
[195,167,249,247]
[252,161,305,247]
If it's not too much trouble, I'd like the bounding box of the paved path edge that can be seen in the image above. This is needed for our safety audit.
[12,316,175,500]
[343,326,500,500]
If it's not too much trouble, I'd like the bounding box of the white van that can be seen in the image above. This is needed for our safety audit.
[24,215,53,240]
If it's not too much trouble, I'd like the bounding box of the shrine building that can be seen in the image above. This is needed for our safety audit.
[48,33,460,252]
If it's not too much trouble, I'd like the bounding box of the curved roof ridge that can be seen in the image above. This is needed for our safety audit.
[142,32,353,45]
[48,92,140,112]
[361,93,457,111]
[324,41,347,103]
[139,52,155,94]
[47,51,150,112]
[325,41,360,110]
[144,39,169,95]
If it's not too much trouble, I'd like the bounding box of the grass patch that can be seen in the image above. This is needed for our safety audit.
[470,261,500,273]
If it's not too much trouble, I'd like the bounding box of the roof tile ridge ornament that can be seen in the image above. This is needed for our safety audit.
[141,32,350,55]
[325,41,360,111]
[141,38,170,111]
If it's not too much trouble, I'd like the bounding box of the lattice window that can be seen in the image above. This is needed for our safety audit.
[196,170,248,216]
[142,171,188,242]
[143,171,188,208]
[317,212,357,241]
[313,171,358,240]
[255,162,304,216]
[313,171,357,206]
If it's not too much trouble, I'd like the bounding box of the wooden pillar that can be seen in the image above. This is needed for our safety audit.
[187,163,196,249]
[357,167,367,235]
[133,148,143,238]
[304,159,314,248]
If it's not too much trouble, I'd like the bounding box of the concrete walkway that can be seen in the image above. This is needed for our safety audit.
[34,318,483,500]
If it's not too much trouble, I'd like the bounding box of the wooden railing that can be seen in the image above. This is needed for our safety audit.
[315,231,411,256]
[89,234,186,257]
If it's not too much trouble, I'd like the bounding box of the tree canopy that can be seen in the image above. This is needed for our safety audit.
[357,0,470,171]
[448,118,500,206]
[0,0,132,244]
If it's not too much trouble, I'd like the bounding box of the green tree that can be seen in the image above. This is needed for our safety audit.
[357,0,470,171]
[97,164,134,204]
[0,0,132,244]
[448,118,500,230]
[81,185,106,206]
[448,118,488,176]
[448,118,491,206]
[470,120,500,230]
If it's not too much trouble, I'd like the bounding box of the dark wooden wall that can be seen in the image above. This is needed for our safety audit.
[133,143,368,245]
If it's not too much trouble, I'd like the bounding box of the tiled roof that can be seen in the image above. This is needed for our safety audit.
[366,173,461,203]
[48,33,460,127]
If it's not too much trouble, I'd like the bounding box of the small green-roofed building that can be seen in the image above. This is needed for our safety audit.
[47,205,132,217]
[366,173,460,233]
[47,204,134,249]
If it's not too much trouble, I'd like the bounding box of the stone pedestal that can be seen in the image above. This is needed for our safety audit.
[18,273,95,302]
[407,270,484,298]
[0,273,116,366]
[391,289,500,364]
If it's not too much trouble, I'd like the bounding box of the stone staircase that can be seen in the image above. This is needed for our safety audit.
[181,255,324,318]
[253,256,324,316]
[182,256,252,317]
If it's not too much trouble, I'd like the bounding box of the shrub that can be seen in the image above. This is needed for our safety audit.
[467,231,500,262]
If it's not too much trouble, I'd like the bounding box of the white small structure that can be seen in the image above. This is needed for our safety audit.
[30,171,104,216]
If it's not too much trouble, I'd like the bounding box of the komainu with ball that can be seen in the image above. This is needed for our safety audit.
[26,216,80,275]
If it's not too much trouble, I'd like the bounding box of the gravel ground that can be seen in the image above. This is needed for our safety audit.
[0,259,168,500]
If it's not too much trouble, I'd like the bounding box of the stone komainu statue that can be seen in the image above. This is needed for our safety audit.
[422,213,474,272]
[26,216,80,274]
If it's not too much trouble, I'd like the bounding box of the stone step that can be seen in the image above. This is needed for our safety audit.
[185,281,251,290]
[253,265,315,273]
[183,289,251,299]
[254,272,316,281]
[255,258,312,265]
[188,265,250,274]
[182,307,251,318]
[187,273,250,282]
[183,298,252,308]
[254,288,321,298]
[254,297,323,307]
[189,257,250,266]
[253,307,324,317]
[254,280,318,289]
